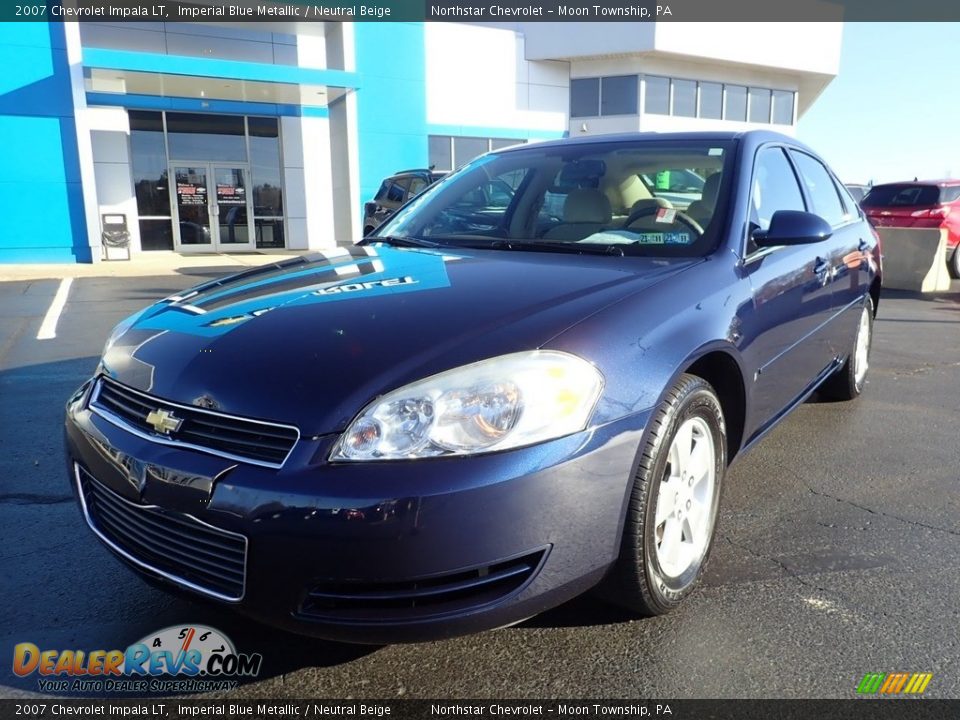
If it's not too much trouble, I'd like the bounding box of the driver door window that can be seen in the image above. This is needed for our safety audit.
[748,147,806,255]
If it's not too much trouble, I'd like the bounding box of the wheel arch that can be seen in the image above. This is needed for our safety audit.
[682,348,747,463]
[869,275,881,317]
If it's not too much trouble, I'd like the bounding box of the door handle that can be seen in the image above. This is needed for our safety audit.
[813,257,835,286]
[858,239,869,252]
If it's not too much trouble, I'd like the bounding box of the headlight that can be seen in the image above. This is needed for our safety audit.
[331,351,604,461]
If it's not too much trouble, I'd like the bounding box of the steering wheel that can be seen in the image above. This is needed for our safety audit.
[622,205,705,236]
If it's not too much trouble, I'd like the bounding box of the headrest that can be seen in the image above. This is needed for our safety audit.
[701,172,722,207]
[564,189,612,224]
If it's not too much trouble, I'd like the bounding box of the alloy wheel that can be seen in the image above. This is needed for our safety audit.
[853,305,871,387]
[653,416,717,578]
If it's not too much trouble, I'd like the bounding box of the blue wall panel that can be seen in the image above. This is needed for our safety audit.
[353,23,428,211]
[0,22,89,263]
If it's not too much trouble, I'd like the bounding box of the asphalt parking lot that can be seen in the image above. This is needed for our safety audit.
[2,266,959,700]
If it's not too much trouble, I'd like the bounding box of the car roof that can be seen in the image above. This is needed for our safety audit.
[870,179,960,188]
[491,129,805,153]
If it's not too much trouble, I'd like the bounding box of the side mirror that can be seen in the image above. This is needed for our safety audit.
[753,210,833,247]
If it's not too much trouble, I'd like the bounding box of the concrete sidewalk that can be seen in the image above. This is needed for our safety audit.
[0,250,316,282]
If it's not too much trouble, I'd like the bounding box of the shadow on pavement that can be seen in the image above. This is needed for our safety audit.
[175,266,252,278]
[517,594,637,630]
[879,287,959,302]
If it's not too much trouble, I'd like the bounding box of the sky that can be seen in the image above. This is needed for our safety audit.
[796,22,959,185]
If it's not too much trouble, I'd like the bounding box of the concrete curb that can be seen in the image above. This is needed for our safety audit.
[877,228,952,293]
[0,250,316,282]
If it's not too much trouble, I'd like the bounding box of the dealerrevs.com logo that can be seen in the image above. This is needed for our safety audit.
[12,625,262,693]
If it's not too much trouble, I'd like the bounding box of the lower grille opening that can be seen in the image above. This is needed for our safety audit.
[298,549,547,622]
[76,465,247,601]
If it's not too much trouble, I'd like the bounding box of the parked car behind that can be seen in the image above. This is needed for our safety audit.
[67,131,881,644]
[363,169,446,236]
[861,180,960,278]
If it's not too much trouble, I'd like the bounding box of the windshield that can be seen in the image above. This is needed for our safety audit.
[377,140,734,257]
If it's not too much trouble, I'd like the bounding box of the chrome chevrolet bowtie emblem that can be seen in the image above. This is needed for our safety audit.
[145,408,183,434]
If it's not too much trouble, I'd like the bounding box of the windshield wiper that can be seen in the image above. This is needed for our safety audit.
[464,239,625,257]
[359,235,442,249]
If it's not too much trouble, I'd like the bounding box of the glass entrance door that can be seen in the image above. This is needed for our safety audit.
[171,163,254,252]
[172,165,212,251]
[213,166,253,250]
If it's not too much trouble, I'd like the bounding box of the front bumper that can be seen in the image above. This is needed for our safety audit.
[65,379,649,644]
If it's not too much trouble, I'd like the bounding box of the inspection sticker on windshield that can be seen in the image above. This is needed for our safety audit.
[655,207,677,224]
[636,232,692,245]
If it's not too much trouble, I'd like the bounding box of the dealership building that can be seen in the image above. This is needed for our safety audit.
[0,20,841,263]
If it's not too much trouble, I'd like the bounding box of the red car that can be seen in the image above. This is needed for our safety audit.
[861,180,960,278]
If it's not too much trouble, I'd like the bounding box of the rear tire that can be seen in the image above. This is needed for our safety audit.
[599,374,726,616]
[821,295,874,400]
[949,246,960,280]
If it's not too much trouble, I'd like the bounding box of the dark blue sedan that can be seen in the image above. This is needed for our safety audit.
[65,131,881,643]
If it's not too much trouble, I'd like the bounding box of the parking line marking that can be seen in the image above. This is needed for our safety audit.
[37,277,73,340]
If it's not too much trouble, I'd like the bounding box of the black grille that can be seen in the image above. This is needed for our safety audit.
[91,377,299,466]
[77,465,247,601]
[299,550,546,622]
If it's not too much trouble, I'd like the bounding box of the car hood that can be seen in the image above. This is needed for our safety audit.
[102,245,695,435]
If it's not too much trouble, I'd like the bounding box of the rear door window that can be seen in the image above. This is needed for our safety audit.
[789,151,847,227]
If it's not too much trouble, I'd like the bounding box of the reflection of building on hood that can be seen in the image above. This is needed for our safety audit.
[205,307,274,328]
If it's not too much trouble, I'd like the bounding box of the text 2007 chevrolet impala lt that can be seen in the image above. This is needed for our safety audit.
[66,131,881,643]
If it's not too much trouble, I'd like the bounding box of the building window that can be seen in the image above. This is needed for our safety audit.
[698,82,723,120]
[772,90,795,125]
[644,76,670,115]
[130,111,173,251]
[166,112,247,162]
[570,77,600,118]
[454,137,490,168]
[600,75,638,116]
[428,135,527,171]
[724,85,748,122]
[429,136,453,171]
[640,75,793,126]
[748,87,772,124]
[571,75,639,118]
[671,79,697,118]
[247,116,284,249]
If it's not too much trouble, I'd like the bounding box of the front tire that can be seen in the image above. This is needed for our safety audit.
[820,295,874,400]
[600,374,726,616]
